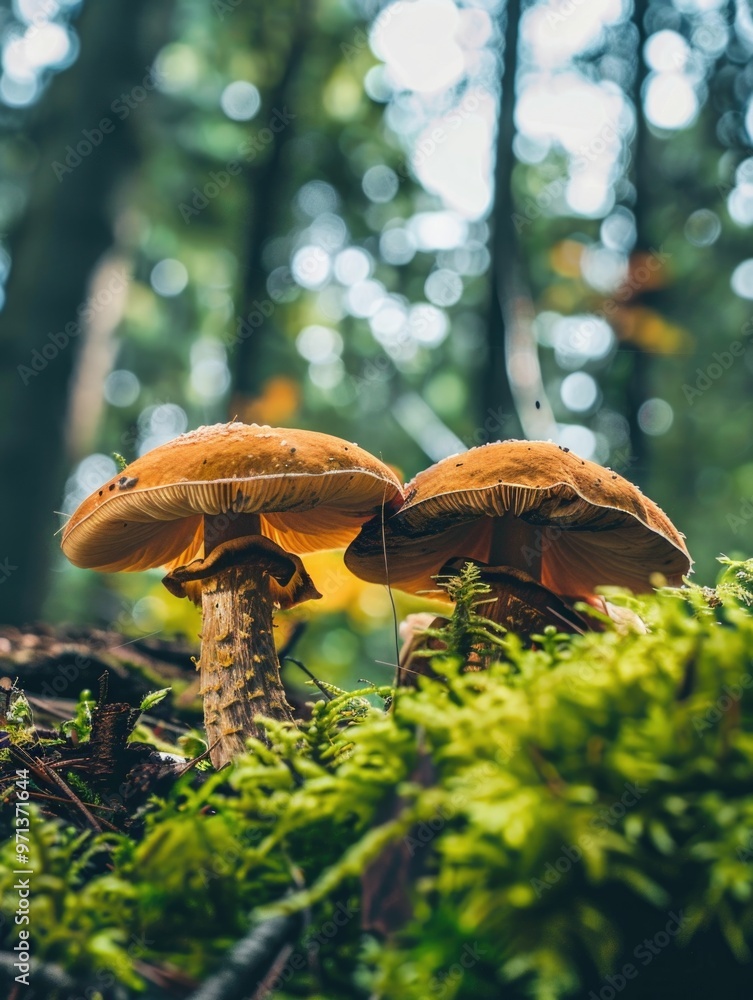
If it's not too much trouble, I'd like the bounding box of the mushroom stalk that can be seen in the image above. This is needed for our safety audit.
[480,572,587,634]
[444,558,588,636]
[488,512,542,578]
[197,559,293,767]
[164,514,320,769]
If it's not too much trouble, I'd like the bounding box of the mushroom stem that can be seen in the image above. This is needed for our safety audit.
[197,561,294,768]
[164,531,321,770]
[445,558,588,636]
[481,573,587,635]
[204,510,262,553]
[488,512,542,578]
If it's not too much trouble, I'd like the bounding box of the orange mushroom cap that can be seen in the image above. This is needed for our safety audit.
[62,422,403,573]
[345,440,691,598]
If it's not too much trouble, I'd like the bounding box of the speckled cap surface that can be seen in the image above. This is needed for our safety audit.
[345,440,691,596]
[62,423,403,572]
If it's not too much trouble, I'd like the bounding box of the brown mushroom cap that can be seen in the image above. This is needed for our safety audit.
[345,440,691,597]
[62,422,403,573]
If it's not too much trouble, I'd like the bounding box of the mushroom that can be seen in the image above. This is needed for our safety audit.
[345,440,691,638]
[62,422,403,768]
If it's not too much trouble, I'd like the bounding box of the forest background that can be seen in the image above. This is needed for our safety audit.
[1,0,753,692]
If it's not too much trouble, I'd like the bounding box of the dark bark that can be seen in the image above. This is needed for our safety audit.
[485,0,554,440]
[0,1,173,625]
[484,0,521,433]
[361,751,436,936]
[231,3,310,402]
[185,912,303,1000]
[0,622,200,712]
[474,564,590,635]
[624,0,651,473]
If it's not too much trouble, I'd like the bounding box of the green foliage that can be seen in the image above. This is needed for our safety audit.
[425,562,508,665]
[713,556,753,608]
[3,561,753,997]
[3,689,34,744]
[137,688,172,713]
[60,689,97,742]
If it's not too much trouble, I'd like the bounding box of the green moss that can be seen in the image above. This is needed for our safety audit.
[2,560,753,997]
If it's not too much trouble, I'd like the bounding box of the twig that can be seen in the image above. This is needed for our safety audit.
[175,738,221,778]
[29,790,117,813]
[284,658,333,701]
[278,621,306,660]
[186,913,303,1000]
[10,746,107,832]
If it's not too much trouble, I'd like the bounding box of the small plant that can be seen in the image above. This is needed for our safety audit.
[60,688,97,742]
[430,560,509,662]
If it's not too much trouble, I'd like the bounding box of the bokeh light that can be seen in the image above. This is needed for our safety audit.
[150,259,188,297]
[220,80,261,121]
[731,259,753,299]
[685,209,722,246]
[638,398,674,436]
[561,371,599,413]
[104,370,140,408]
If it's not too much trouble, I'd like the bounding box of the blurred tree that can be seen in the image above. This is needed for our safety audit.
[0,1,172,624]
[232,0,309,403]
[485,0,524,439]
[0,0,751,655]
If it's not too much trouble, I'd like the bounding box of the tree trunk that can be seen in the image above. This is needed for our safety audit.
[0,1,172,625]
[231,2,309,404]
[485,0,553,440]
[624,0,651,473]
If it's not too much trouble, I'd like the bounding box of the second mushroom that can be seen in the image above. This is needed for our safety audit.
[345,440,692,653]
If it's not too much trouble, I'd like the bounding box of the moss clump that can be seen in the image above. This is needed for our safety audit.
[2,560,753,998]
